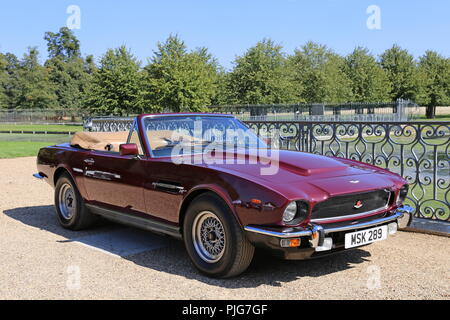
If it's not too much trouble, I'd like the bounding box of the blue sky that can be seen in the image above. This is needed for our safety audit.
[0,0,449,69]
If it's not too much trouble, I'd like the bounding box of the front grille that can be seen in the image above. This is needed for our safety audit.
[312,189,391,221]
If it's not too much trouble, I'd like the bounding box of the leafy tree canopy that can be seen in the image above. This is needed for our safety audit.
[44,27,81,61]
[290,41,353,103]
[416,50,450,117]
[380,45,419,101]
[226,39,299,105]
[84,46,144,116]
[11,47,58,109]
[343,47,391,102]
[143,35,220,112]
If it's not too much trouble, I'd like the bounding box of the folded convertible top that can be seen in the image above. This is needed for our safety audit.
[70,131,129,152]
[70,130,203,153]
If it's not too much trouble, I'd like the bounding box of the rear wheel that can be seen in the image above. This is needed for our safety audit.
[183,193,255,278]
[54,173,96,230]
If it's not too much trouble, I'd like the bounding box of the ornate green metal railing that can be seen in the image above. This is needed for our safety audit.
[246,120,449,221]
[86,116,449,221]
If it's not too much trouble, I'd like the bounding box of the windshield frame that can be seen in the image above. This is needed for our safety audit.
[139,114,266,159]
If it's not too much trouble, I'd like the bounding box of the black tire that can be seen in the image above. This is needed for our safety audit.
[54,173,96,230]
[183,192,255,278]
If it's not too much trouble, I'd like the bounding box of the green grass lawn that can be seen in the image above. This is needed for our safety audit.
[0,133,71,158]
[0,124,82,132]
[0,141,59,158]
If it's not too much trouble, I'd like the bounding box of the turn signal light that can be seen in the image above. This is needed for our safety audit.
[280,238,301,248]
[250,199,262,205]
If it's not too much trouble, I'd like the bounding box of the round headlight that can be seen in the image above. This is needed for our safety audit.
[283,201,297,222]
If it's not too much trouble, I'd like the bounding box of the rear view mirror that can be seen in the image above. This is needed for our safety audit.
[119,143,139,156]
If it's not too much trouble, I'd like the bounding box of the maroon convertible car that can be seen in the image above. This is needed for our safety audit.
[34,113,413,278]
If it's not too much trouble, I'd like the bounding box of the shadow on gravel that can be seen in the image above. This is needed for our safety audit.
[4,205,372,288]
[125,245,371,288]
[3,205,120,238]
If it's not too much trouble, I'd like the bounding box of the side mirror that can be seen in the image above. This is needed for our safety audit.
[119,143,139,156]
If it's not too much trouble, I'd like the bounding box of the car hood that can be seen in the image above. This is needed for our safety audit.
[201,149,404,201]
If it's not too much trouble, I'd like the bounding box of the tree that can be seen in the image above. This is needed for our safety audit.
[44,27,81,61]
[226,39,299,105]
[12,48,58,109]
[0,54,8,108]
[44,27,92,109]
[416,51,450,118]
[210,69,231,106]
[83,55,97,75]
[343,47,391,102]
[45,56,91,109]
[83,46,144,115]
[143,35,219,112]
[289,41,352,103]
[0,53,20,109]
[380,45,419,101]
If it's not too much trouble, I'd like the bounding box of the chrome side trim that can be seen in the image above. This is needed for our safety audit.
[85,204,181,239]
[73,168,83,173]
[85,170,121,180]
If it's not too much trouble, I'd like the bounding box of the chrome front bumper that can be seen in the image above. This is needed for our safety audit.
[244,205,414,249]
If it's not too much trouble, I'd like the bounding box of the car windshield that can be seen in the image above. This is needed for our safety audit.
[142,115,268,157]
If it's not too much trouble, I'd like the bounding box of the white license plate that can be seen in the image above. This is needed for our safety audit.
[345,225,387,249]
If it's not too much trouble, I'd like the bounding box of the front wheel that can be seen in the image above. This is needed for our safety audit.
[183,193,255,278]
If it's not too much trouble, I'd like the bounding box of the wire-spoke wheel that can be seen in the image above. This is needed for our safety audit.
[192,211,226,263]
[183,192,255,278]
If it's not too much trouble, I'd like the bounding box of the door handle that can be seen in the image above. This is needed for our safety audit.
[152,182,186,194]
[84,158,95,165]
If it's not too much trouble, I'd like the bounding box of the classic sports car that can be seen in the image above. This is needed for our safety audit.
[34,113,413,278]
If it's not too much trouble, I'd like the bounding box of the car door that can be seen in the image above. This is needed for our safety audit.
[82,150,147,214]
[142,158,186,224]
[82,125,147,215]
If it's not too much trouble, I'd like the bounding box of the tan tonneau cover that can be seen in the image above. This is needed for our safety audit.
[71,130,203,153]
[71,131,129,152]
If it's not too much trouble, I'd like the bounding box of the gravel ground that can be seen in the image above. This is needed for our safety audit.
[0,156,449,300]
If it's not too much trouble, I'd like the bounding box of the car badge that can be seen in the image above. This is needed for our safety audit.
[354,200,363,209]
[349,180,360,184]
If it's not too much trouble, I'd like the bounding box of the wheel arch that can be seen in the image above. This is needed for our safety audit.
[178,185,241,235]
[53,166,74,186]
